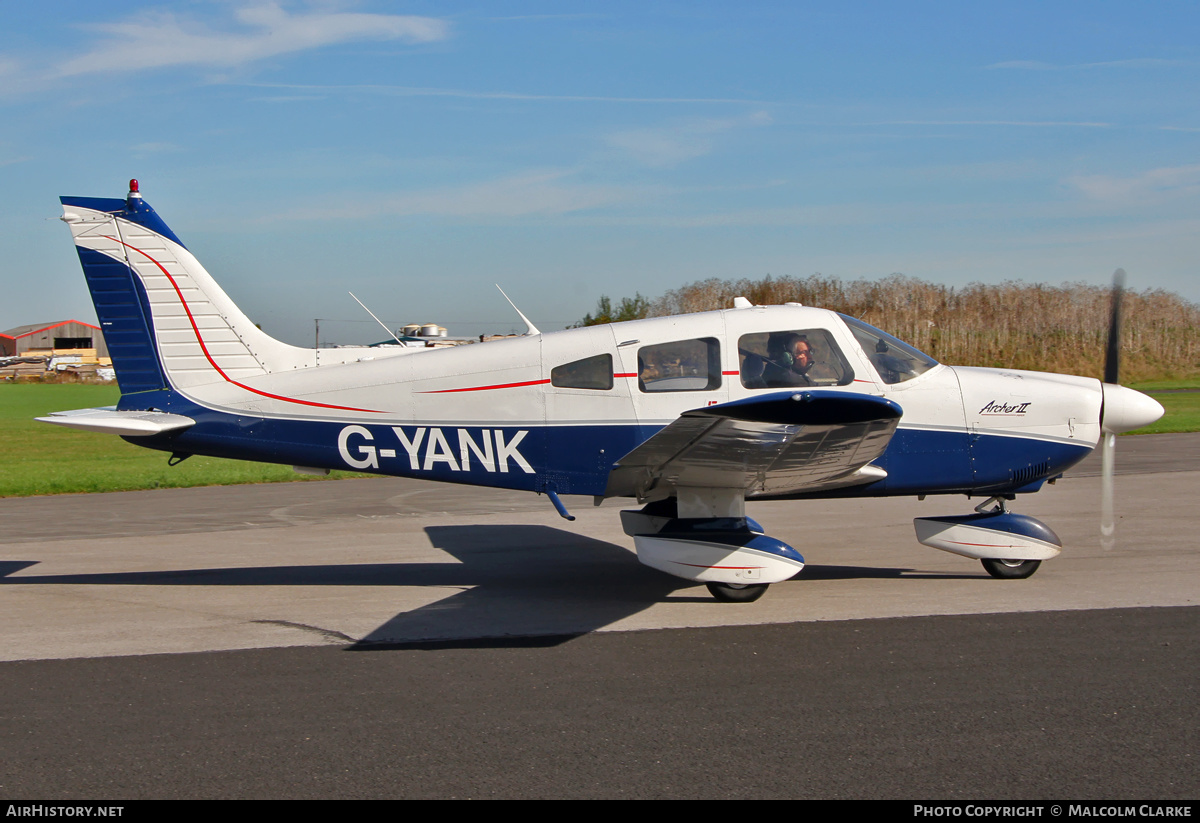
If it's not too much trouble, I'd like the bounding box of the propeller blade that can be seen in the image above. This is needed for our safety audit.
[1103,269,1125,385]
[1101,270,1124,548]
[1100,431,1116,549]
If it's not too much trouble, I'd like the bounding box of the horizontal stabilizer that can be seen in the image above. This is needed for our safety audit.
[36,407,195,437]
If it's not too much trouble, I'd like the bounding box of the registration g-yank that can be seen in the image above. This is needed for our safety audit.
[41,181,1165,602]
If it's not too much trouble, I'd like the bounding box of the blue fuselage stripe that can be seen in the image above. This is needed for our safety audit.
[122,391,1093,498]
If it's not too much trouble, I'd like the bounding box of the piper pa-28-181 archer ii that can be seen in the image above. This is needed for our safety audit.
[41,181,1165,602]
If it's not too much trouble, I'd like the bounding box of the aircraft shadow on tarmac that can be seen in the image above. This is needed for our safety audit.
[0,526,979,648]
[797,565,978,581]
[0,527,676,648]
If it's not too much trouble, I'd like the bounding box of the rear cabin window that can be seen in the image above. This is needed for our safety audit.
[551,354,613,390]
[638,338,721,392]
[738,330,854,389]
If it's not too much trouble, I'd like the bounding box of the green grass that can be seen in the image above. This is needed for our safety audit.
[0,383,371,497]
[2,378,1196,497]
[1129,377,1200,392]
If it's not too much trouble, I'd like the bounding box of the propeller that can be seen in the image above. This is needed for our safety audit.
[1097,269,1165,548]
[1100,269,1123,548]
[1104,270,1125,386]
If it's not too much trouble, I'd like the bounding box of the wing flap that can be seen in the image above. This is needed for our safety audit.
[607,390,901,499]
[36,407,196,437]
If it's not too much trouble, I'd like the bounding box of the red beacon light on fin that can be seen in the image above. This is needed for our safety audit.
[127,179,142,200]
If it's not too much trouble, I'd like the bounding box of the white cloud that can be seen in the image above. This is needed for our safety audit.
[606,129,713,168]
[0,56,39,96]
[383,172,629,218]
[987,58,1186,71]
[279,170,649,221]
[879,119,1110,128]
[240,82,764,105]
[54,2,449,77]
[1068,164,1200,203]
[246,95,327,103]
[132,142,183,154]
[606,110,773,168]
[987,60,1058,71]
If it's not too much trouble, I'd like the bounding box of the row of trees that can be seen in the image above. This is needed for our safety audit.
[576,274,1200,382]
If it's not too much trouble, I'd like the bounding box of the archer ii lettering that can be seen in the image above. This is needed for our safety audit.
[979,400,1031,415]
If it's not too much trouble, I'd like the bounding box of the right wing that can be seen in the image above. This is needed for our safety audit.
[605,390,902,500]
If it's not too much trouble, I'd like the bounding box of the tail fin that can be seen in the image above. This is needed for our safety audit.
[60,181,317,398]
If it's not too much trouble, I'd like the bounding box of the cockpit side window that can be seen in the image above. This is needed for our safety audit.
[638,338,721,392]
[551,353,613,390]
[738,329,854,389]
[839,314,938,385]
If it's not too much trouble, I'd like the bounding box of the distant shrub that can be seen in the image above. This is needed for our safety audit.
[573,293,653,327]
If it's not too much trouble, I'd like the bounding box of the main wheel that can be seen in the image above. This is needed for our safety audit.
[981,558,1042,579]
[706,582,769,602]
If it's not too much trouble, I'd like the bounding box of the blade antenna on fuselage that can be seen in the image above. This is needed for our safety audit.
[348,292,404,345]
[495,285,541,336]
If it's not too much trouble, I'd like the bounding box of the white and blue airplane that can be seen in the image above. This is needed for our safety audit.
[41,181,1165,601]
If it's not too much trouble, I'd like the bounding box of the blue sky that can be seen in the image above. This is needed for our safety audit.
[2,1,1198,345]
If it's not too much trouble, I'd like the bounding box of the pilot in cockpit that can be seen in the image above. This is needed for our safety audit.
[762,332,815,387]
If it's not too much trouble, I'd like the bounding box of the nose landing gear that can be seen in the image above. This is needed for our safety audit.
[914,496,1062,579]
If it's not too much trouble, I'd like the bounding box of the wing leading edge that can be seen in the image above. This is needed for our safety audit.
[605,390,902,501]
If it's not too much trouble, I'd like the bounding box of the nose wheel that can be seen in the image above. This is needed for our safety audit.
[981,558,1042,579]
[705,582,770,602]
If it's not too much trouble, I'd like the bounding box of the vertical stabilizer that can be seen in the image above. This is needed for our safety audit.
[60,182,319,397]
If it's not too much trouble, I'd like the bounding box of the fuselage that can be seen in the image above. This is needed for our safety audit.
[120,305,1104,499]
[52,185,1168,598]
[58,190,1112,501]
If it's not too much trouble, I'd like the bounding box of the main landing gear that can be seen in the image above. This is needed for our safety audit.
[980,558,1042,579]
[705,582,771,603]
[621,492,805,603]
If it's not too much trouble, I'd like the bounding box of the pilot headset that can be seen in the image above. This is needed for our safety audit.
[769,334,809,369]
[768,334,793,366]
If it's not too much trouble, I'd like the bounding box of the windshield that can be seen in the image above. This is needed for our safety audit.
[839,314,938,385]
